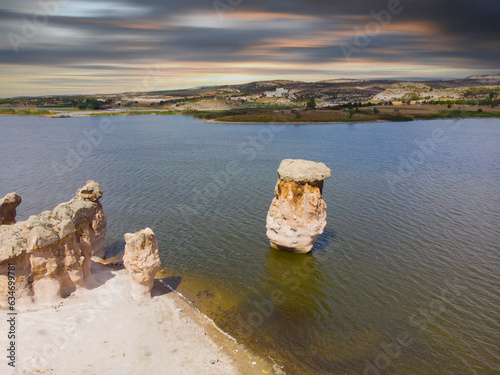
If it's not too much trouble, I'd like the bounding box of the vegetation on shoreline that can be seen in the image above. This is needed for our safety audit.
[187,107,499,123]
[414,110,500,120]
[1,104,499,123]
[0,108,51,116]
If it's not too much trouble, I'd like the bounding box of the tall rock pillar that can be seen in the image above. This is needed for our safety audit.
[266,159,331,253]
[123,228,161,300]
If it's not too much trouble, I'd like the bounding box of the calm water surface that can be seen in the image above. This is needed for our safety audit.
[1,115,499,374]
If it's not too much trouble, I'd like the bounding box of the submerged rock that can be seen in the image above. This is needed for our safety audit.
[0,193,22,225]
[123,228,161,300]
[266,159,331,253]
[0,181,107,307]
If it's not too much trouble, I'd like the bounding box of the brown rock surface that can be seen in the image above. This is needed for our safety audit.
[266,159,331,253]
[0,192,21,225]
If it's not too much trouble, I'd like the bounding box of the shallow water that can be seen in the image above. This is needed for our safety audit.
[1,115,499,374]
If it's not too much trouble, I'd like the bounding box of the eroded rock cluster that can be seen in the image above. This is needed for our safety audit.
[266,159,331,253]
[0,181,107,306]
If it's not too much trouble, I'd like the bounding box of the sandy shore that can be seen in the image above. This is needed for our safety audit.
[0,262,278,375]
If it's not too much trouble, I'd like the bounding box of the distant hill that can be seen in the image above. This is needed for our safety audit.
[2,75,499,104]
[143,75,500,103]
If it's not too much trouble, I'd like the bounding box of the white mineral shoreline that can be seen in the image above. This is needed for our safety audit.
[0,262,278,375]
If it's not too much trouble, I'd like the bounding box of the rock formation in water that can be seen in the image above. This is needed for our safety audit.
[123,227,161,300]
[0,192,22,225]
[0,181,107,307]
[266,159,331,253]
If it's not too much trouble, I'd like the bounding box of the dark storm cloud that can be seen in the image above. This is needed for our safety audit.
[2,0,499,64]
[128,0,500,35]
[0,22,319,65]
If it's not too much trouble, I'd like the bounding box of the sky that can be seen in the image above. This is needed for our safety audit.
[1,0,499,97]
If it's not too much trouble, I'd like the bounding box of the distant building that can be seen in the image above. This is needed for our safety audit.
[265,88,288,97]
[264,88,297,100]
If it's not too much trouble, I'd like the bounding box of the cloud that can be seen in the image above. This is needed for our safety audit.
[0,0,499,96]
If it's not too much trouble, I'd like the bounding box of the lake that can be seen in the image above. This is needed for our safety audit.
[1,114,499,374]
